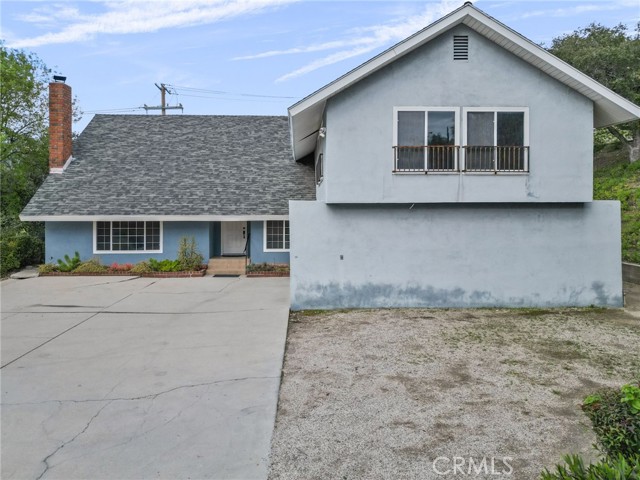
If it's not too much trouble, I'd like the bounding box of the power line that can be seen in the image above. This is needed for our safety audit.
[83,107,145,113]
[166,84,299,100]
[84,83,299,115]
[176,93,293,103]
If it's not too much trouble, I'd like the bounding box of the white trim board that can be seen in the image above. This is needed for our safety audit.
[20,214,290,222]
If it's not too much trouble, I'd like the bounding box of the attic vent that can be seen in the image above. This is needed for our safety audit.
[453,35,469,60]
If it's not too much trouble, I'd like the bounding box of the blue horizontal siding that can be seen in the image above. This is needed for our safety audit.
[249,221,290,264]
[44,221,211,265]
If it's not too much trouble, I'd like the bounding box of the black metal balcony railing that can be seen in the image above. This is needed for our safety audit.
[464,146,529,173]
[393,145,529,173]
[393,145,459,172]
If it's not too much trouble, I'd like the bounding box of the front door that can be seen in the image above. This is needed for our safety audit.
[221,222,247,256]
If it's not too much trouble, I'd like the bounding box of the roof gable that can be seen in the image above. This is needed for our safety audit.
[288,3,640,160]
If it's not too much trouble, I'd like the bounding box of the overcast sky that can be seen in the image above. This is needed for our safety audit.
[2,0,638,133]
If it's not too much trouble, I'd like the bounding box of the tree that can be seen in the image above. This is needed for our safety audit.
[0,44,79,275]
[549,23,640,163]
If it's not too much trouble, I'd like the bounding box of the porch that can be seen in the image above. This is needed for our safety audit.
[207,256,247,276]
[207,220,290,275]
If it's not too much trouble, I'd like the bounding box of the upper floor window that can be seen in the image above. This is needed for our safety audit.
[393,107,460,172]
[463,107,529,173]
[393,107,529,174]
[94,221,162,253]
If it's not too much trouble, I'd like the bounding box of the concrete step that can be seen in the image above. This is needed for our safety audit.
[207,257,246,276]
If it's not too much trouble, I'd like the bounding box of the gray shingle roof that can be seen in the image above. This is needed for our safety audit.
[21,115,315,218]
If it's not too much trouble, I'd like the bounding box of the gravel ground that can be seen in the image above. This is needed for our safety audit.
[268,284,640,480]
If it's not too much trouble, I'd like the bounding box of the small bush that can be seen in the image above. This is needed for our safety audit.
[56,252,82,272]
[246,262,289,273]
[582,382,640,460]
[541,453,639,479]
[148,258,182,272]
[130,261,152,274]
[38,263,58,273]
[177,236,204,271]
[74,258,109,274]
[110,262,133,272]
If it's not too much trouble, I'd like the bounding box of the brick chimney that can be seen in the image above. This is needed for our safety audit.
[49,79,72,173]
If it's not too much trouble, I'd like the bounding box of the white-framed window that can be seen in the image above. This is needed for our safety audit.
[93,221,163,253]
[462,107,529,172]
[393,107,460,172]
[264,220,290,252]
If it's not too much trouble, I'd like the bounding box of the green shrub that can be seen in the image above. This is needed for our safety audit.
[541,453,639,479]
[56,252,82,272]
[246,262,289,273]
[177,236,204,271]
[74,258,109,273]
[621,384,640,414]
[582,383,640,460]
[38,263,58,273]
[130,261,153,274]
[148,258,182,272]
[0,226,45,277]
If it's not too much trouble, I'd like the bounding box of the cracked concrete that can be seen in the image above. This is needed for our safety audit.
[1,276,289,479]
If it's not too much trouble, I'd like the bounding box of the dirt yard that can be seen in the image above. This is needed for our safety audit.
[269,287,640,479]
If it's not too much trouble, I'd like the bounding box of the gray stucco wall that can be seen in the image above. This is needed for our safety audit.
[45,221,211,264]
[322,25,593,204]
[290,201,622,309]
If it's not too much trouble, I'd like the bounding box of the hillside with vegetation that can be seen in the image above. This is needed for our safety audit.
[594,147,640,264]
[551,23,639,265]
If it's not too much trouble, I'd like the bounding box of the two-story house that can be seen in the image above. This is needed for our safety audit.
[21,3,639,308]
[287,3,640,309]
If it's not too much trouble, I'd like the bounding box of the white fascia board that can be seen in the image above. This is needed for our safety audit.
[461,10,640,126]
[19,214,290,222]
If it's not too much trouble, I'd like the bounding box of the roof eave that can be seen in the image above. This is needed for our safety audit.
[19,214,292,222]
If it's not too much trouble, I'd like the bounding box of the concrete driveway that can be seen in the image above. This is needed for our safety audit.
[1,276,290,480]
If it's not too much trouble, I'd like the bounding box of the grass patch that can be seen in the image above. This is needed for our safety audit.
[294,309,330,317]
[517,308,557,317]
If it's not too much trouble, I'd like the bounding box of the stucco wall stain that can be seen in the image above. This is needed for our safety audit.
[291,281,623,310]
[591,281,621,306]
[525,176,540,199]
[292,282,466,310]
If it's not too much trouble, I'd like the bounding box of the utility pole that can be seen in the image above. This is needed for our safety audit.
[143,83,183,114]
[158,83,166,115]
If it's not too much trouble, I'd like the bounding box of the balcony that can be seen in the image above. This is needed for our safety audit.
[393,145,529,174]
